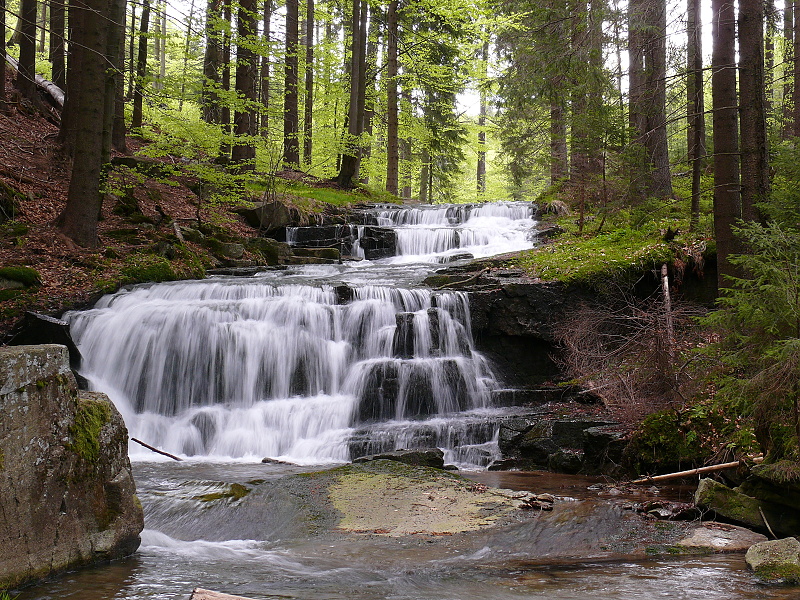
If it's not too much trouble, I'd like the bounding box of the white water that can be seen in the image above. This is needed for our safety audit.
[66,202,538,465]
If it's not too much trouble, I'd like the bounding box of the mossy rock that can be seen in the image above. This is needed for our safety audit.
[67,395,112,463]
[0,266,41,288]
[121,255,177,283]
[0,180,25,223]
[746,538,800,584]
[622,409,710,474]
[694,478,765,531]
[246,237,293,265]
[195,482,251,503]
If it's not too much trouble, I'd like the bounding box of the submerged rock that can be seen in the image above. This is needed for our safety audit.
[0,345,144,589]
[677,522,766,553]
[745,538,800,583]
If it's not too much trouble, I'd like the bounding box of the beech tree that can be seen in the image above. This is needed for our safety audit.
[284,0,300,167]
[385,0,399,194]
[131,0,151,129]
[232,0,258,167]
[16,0,38,101]
[687,0,705,230]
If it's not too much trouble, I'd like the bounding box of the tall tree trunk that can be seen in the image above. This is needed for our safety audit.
[302,0,314,164]
[400,82,412,199]
[103,0,124,162]
[232,0,258,167]
[0,0,6,109]
[794,2,800,137]
[687,0,705,230]
[152,1,161,90]
[711,0,741,288]
[385,0,399,194]
[739,0,769,221]
[201,0,222,123]
[127,5,136,99]
[49,0,65,89]
[283,0,300,166]
[110,0,127,152]
[765,0,775,116]
[419,147,430,202]
[477,39,488,195]
[336,0,363,187]
[360,3,378,184]
[783,2,793,137]
[131,0,150,128]
[219,0,232,159]
[550,100,568,183]
[260,0,271,136]
[17,0,38,101]
[178,0,197,110]
[628,0,673,199]
[57,0,114,248]
[159,2,166,84]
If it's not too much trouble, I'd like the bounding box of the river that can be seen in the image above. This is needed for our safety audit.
[16,202,792,599]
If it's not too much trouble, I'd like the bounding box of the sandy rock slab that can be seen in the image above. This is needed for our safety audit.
[677,522,767,553]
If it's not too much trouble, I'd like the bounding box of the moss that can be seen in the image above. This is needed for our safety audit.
[0,220,29,238]
[754,564,800,584]
[67,397,112,462]
[121,254,177,283]
[195,482,251,503]
[0,266,41,287]
[0,289,23,301]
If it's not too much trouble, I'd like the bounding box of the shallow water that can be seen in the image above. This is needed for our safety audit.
[15,462,796,600]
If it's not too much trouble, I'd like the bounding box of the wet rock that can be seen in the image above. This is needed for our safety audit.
[582,425,627,472]
[237,201,297,232]
[353,448,445,469]
[745,538,800,583]
[548,450,584,474]
[357,226,397,260]
[292,247,341,261]
[677,522,767,553]
[245,237,293,265]
[7,312,83,372]
[0,345,144,589]
[637,500,701,521]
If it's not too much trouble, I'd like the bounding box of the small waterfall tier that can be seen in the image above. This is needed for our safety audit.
[286,200,537,262]
[67,277,500,465]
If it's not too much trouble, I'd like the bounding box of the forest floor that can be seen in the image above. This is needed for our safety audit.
[0,74,371,336]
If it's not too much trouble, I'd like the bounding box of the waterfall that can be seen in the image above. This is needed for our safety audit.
[67,277,497,464]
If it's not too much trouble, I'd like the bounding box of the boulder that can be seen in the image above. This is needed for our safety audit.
[353,448,445,469]
[0,345,144,589]
[677,522,767,553]
[745,538,800,583]
[7,312,83,371]
[694,478,765,531]
[237,201,297,232]
[245,237,293,265]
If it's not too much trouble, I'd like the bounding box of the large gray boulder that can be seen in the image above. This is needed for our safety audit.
[0,345,144,589]
[745,538,800,583]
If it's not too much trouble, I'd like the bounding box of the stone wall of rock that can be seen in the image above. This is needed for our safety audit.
[0,344,144,590]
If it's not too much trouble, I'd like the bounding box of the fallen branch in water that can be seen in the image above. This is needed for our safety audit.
[631,456,763,484]
[131,437,183,461]
[435,268,490,290]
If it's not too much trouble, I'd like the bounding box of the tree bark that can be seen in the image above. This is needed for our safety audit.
[739,0,769,222]
[49,0,65,90]
[201,0,223,123]
[550,101,568,184]
[127,4,136,99]
[302,0,314,165]
[259,0,271,137]
[477,39,488,195]
[178,0,197,110]
[105,0,126,156]
[385,0,399,194]
[628,0,673,199]
[794,2,800,137]
[232,0,258,167]
[0,0,6,109]
[131,0,151,129]
[37,0,46,53]
[783,1,793,137]
[283,0,300,167]
[711,0,741,288]
[687,0,705,230]
[336,0,363,187]
[57,0,113,248]
[17,0,38,101]
[219,0,232,159]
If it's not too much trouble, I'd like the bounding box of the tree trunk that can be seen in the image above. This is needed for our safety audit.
[152,1,161,90]
[0,0,6,109]
[260,0,271,137]
[57,0,113,248]
[232,0,258,167]
[401,83,412,199]
[37,0,46,53]
[711,0,741,288]
[283,0,300,167]
[201,0,222,123]
[108,0,127,154]
[17,0,38,101]
[739,0,769,222]
[687,0,705,230]
[419,147,430,202]
[628,0,673,199]
[477,39,488,195]
[219,0,232,159]
[49,0,65,90]
[550,100,568,184]
[336,0,363,187]
[127,5,136,99]
[131,0,150,129]
[178,0,197,110]
[783,1,793,137]
[159,3,166,85]
[302,0,314,165]
[385,0,399,194]
[794,2,800,137]
[765,0,775,116]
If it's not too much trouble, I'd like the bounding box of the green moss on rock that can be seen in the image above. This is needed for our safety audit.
[0,266,41,287]
[195,482,251,503]
[121,255,177,283]
[67,397,112,462]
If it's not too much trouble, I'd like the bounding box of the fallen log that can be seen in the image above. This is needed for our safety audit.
[190,588,258,600]
[3,54,65,108]
[130,437,183,461]
[631,456,764,484]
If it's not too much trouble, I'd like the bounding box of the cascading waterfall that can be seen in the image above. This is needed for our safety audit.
[67,277,498,465]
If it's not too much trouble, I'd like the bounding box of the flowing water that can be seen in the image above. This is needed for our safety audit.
[18,202,787,599]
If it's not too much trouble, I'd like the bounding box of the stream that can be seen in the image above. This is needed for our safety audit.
[16,202,793,599]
